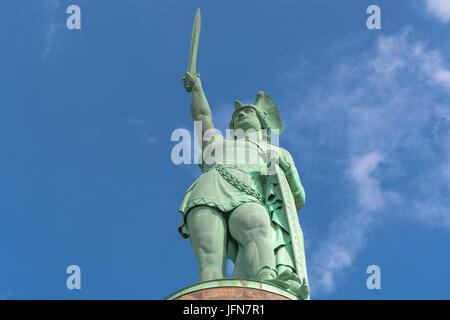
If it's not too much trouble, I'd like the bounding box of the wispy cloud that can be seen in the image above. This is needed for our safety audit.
[0,291,14,300]
[348,151,386,212]
[426,0,450,22]
[40,0,63,59]
[280,28,450,295]
[310,152,383,294]
[80,115,160,146]
[126,117,148,127]
[124,117,160,145]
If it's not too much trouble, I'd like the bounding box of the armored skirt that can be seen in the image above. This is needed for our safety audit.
[177,135,296,271]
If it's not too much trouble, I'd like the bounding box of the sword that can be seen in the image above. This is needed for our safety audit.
[182,8,201,92]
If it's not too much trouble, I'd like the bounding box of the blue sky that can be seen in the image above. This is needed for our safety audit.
[0,0,449,299]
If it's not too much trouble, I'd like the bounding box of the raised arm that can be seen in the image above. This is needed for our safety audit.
[183,72,215,146]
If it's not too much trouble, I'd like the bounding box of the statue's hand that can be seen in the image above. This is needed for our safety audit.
[267,150,289,175]
[182,72,201,92]
[278,155,291,172]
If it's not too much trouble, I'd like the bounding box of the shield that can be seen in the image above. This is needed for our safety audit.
[274,164,310,298]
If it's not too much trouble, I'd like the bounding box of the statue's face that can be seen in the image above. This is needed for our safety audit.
[233,107,261,132]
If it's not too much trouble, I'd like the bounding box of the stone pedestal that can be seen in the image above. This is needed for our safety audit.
[165,279,297,300]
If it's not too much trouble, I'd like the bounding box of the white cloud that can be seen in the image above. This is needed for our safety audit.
[280,29,450,296]
[311,152,383,294]
[309,209,373,294]
[42,22,59,58]
[348,151,385,211]
[127,117,148,127]
[0,291,14,300]
[414,199,450,228]
[310,151,404,294]
[434,69,450,87]
[40,0,62,59]
[426,0,450,22]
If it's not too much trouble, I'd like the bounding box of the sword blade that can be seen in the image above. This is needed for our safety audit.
[187,8,201,74]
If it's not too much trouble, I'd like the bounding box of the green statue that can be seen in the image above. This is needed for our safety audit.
[178,9,310,300]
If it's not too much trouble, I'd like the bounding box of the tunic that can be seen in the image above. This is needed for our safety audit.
[178,133,296,269]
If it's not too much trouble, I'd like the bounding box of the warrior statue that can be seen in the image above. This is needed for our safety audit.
[177,9,310,299]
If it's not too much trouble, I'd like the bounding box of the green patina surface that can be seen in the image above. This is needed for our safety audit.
[176,9,310,300]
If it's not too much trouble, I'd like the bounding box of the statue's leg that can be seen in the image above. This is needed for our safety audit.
[186,205,227,281]
[231,244,248,278]
[229,202,276,280]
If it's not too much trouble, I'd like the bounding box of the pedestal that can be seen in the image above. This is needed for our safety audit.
[165,279,297,300]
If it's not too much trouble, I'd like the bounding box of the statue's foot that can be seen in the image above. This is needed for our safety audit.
[255,267,277,281]
[261,269,310,299]
[277,269,298,281]
[262,269,298,290]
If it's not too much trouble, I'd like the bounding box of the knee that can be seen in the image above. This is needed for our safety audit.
[192,240,225,270]
[190,230,218,253]
[242,224,272,243]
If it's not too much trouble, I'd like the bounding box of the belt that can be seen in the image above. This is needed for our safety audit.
[209,164,265,203]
